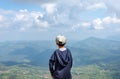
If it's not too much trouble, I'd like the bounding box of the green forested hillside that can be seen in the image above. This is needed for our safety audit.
[0,37,120,66]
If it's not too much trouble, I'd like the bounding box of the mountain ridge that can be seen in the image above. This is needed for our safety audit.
[0,37,120,66]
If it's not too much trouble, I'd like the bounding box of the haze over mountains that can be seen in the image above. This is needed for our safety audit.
[0,37,120,67]
[107,34,120,41]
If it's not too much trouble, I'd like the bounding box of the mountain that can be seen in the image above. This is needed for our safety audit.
[0,41,55,66]
[69,37,120,66]
[106,34,120,41]
[73,37,120,48]
[0,37,120,66]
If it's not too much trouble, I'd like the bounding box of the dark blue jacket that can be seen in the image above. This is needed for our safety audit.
[49,48,73,79]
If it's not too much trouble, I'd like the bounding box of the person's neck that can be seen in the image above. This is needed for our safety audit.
[59,46,65,48]
[58,46,66,51]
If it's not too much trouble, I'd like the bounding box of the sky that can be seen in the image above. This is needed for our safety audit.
[0,0,120,41]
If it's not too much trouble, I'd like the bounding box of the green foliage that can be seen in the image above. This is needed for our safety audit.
[101,61,120,79]
[0,64,119,79]
[0,65,52,79]
[72,65,111,79]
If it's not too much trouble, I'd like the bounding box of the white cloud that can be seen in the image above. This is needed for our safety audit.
[69,15,120,31]
[46,0,108,26]
[70,22,91,31]
[14,12,29,21]
[0,15,5,22]
[42,3,57,14]
[13,0,57,4]
[81,22,91,28]
[35,19,49,28]
[105,0,120,18]
[0,0,120,41]
[71,24,80,31]
[19,27,26,31]
[0,15,11,28]
[1,0,120,33]
[102,16,112,24]
[0,9,14,15]
[103,16,120,24]
[112,18,120,23]
[87,3,107,10]
[93,18,104,30]
[92,16,120,30]
[0,9,49,31]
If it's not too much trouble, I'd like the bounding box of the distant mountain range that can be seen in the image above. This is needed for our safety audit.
[106,34,120,41]
[0,37,120,66]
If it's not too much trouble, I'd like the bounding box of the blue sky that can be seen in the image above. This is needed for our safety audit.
[0,0,120,41]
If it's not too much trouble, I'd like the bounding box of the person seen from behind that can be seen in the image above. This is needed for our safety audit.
[49,35,73,79]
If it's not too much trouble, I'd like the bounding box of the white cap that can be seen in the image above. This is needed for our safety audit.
[56,35,66,44]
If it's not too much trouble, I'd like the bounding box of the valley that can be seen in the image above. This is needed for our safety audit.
[0,37,120,79]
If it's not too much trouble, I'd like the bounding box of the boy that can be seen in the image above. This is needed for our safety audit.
[49,35,73,79]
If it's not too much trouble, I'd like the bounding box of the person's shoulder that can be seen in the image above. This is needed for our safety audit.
[53,49,59,54]
[66,48,72,54]
[66,48,71,51]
